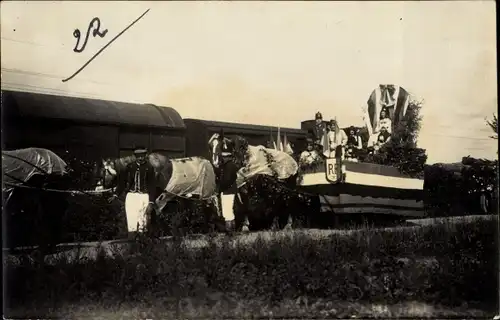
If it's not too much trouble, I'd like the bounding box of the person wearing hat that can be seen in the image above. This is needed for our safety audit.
[325,119,348,158]
[374,107,392,134]
[299,137,320,167]
[115,146,159,234]
[367,127,391,154]
[313,112,326,146]
[345,126,363,161]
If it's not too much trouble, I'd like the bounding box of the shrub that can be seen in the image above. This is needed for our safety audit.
[4,217,497,313]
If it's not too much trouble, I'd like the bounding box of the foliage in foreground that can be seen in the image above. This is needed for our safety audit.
[486,113,497,140]
[4,218,498,317]
[7,298,493,319]
[424,157,498,217]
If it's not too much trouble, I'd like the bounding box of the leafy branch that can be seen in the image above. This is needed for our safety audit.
[486,114,497,140]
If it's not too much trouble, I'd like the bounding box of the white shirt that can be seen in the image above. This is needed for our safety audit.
[375,118,392,134]
[327,129,348,150]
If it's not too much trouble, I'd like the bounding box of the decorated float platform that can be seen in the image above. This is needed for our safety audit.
[295,84,427,220]
[297,157,425,219]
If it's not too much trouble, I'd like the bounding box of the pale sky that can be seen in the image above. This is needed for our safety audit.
[1,1,497,164]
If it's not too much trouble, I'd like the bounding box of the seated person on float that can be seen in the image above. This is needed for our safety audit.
[299,138,321,166]
[367,127,391,153]
[344,126,363,161]
[364,106,392,153]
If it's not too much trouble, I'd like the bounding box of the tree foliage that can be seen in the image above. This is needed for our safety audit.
[486,114,498,140]
[424,156,498,216]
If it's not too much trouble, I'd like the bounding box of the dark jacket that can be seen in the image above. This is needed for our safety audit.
[347,134,362,148]
[313,122,326,143]
[115,161,158,202]
[378,130,391,143]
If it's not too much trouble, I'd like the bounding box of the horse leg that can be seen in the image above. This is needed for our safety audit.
[203,199,226,234]
[277,188,293,231]
[284,214,293,230]
[241,215,250,233]
[285,189,305,230]
[233,191,250,232]
[271,216,279,231]
[239,192,250,232]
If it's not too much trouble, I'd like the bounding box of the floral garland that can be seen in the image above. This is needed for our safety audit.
[230,136,250,171]
[235,141,287,187]
[296,154,327,185]
[261,148,279,179]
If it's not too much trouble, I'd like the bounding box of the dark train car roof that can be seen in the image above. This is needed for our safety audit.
[184,118,307,137]
[2,90,185,130]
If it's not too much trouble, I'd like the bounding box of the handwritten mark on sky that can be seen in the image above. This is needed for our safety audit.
[62,8,150,83]
[73,17,108,53]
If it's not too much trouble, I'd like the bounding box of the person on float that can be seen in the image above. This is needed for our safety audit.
[324,119,348,159]
[367,108,392,149]
[299,138,321,167]
[368,127,391,154]
[114,146,158,234]
[345,126,363,161]
[374,107,392,134]
[325,121,332,133]
[313,112,326,146]
[362,105,392,138]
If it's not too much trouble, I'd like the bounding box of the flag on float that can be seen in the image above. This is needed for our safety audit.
[270,129,277,149]
[366,84,410,134]
[283,133,294,154]
[321,128,329,156]
[276,127,283,151]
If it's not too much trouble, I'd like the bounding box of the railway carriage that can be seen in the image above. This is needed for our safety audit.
[2,90,186,170]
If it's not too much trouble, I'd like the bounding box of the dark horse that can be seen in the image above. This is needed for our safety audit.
[209,133,314,232]
[3,148,72,255]
[99,153,233,236]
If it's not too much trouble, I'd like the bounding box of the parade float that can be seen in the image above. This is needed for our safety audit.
[297,85,428,221]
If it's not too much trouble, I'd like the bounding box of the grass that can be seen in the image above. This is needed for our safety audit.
[4,215,499,319]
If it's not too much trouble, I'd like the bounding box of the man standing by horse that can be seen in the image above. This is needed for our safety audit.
[114,146,159,235]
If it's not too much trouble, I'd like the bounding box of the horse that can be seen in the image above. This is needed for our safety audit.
[99,153,229,236]
[209,133,314,232]
[3,148,72,254]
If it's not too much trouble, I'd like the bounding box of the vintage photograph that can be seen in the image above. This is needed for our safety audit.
[1,1,498,318]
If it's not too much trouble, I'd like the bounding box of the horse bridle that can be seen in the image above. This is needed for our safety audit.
[100,161,118,188]
[210,135,232,168]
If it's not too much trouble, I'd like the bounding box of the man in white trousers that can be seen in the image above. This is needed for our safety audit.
[115,147,159,236]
